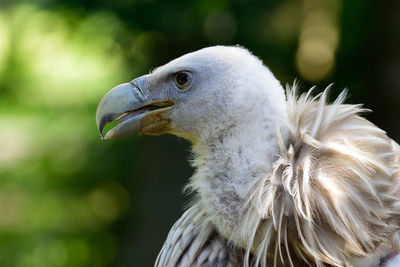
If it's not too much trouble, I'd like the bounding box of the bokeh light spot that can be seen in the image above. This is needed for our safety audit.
[0,16,9,75]
[89,183,130,222]
[296,39,335,81]
[295,0,341,81]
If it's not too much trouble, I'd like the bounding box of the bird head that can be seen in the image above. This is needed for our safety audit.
[96,46,286,143]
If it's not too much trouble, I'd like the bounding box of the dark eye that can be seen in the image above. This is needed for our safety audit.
[175,71,192,90]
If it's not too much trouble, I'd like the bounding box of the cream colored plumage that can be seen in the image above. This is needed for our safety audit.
[95,46,400,266]
[156,86,400,267]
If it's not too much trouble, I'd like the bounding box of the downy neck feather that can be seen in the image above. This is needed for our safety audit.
[186,86,400,267]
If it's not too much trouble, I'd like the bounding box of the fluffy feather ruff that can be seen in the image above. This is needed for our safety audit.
[183,85,400,266]
[244,86,400,266]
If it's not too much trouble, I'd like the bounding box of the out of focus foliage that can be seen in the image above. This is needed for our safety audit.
[0,0,398,266]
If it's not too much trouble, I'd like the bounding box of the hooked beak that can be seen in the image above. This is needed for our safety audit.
[96,78,174,139]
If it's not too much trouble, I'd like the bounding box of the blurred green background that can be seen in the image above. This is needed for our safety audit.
[0,0,398,266]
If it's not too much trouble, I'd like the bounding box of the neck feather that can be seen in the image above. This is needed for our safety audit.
[186,106,289,240]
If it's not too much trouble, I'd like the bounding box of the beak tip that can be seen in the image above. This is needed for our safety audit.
[96,80,149,140]
[97,124,105,140]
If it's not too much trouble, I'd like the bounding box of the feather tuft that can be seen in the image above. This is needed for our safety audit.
[245,85,400,266]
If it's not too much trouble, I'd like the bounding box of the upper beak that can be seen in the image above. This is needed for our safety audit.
[96,78,174,139]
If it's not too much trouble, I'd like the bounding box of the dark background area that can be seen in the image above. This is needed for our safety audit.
[0,0,398,266]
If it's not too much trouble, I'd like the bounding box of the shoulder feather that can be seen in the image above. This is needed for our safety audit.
[155,203,243,267]
[249,86,400,266]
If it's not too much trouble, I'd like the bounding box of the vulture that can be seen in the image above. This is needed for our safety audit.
[96,46,400,267]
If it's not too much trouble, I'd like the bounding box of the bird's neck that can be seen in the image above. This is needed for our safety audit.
[188,107,289,240]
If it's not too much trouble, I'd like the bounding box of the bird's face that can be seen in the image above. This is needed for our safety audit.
[96,46,285,143]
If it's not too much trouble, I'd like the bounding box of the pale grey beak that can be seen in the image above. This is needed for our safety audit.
[96,78,174,139]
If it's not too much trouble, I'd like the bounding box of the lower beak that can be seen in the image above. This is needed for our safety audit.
[96,81,173,139]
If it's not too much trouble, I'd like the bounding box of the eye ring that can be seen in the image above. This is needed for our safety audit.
[175,71,192,90]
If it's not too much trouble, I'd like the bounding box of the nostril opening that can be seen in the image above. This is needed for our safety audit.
[130,81,145,100]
